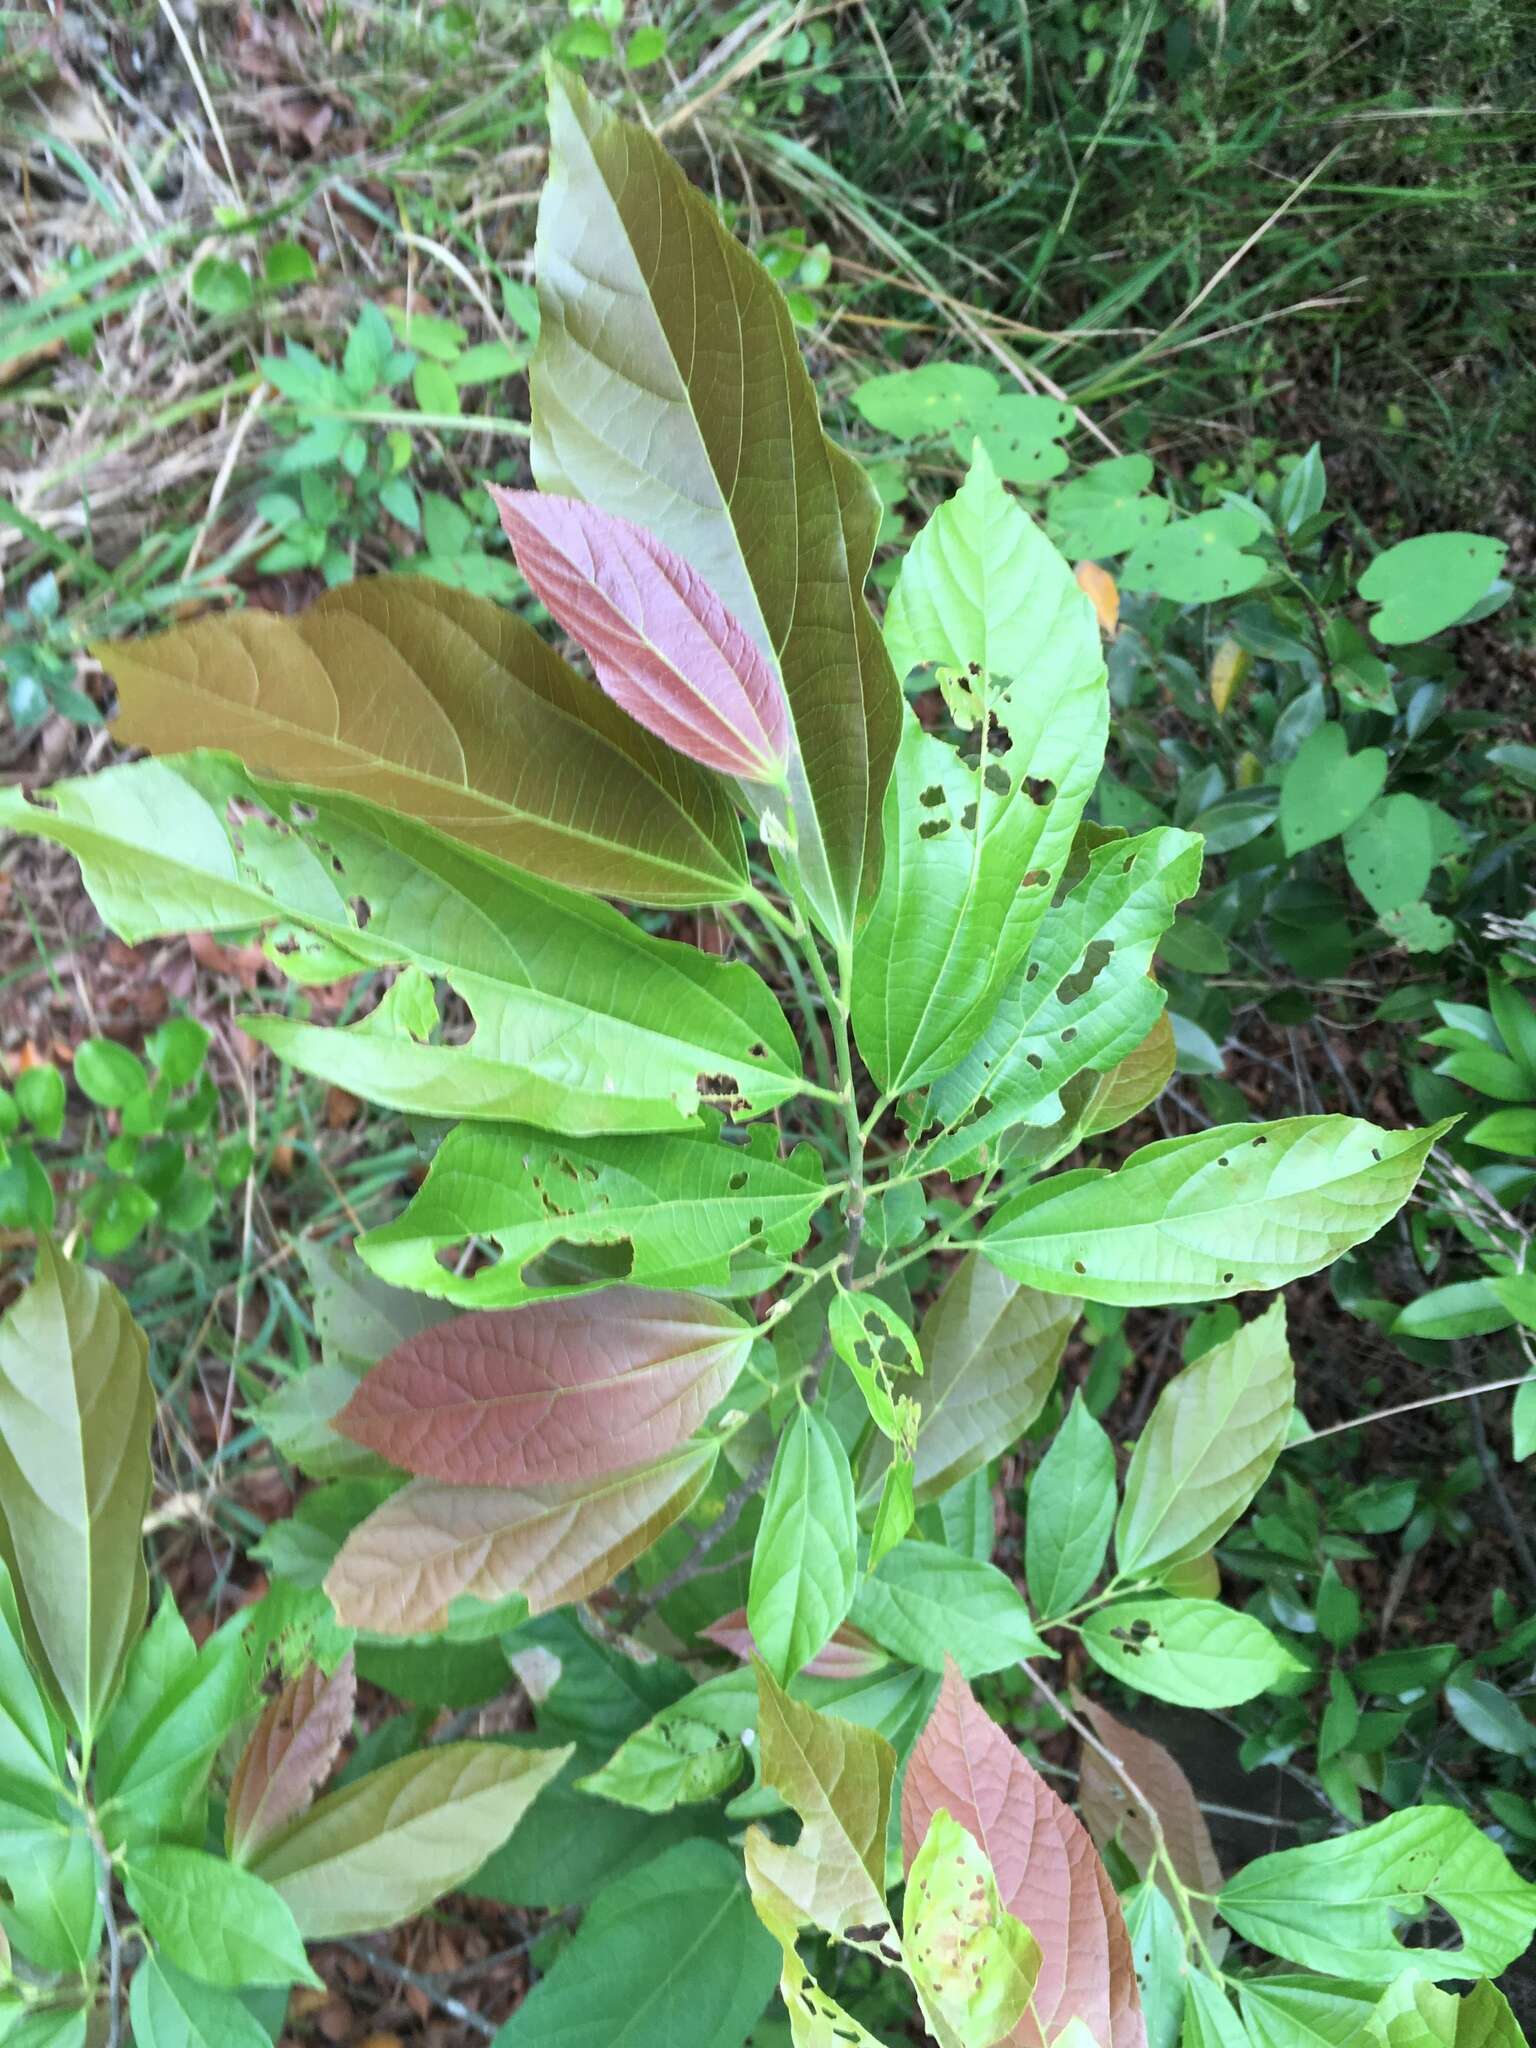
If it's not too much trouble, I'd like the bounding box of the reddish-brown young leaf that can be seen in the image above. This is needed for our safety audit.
[1077,1698,1224,1945]
[902,1661,1146,2048]
[226,1653,356,1866]
[701,1609,887,1681]
[335,1288,750,1486]
[491,488,790,784]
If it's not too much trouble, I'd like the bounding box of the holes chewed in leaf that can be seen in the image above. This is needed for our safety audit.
[919,818,952,840]
[1021,869,1049,888]
[960,802,978,832]
[1056,937,1115,1005]
[983,762,1011,797]
[1024,776,1056,805]
[919,785,947,808]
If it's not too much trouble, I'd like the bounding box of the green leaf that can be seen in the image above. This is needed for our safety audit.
[98,575,747,907]
[577,1669,756,1812]
[0,759,802,1136]
[0,1827,99,1978]
[0,1559,67,1809]
[357,1121,825,1304]
[1047,456,1171,559]
[958,392,1074,486]
[72,1036,149,1106]
[1444,1674,1534,1756]
[496,1838,778,2048]
[851,362,999,437]
[1280,724,1389,857]
[1358,533,1508,645]
[129,1954,273,2048]
[1468,1110,1536,1158]
[1218,1806,1536,1982]
[123,1848,318,1988]
[982,1115,1450,1306]
[905,1810,1040,2048]
[1025,1395,1116,1621]
[1120,505,1265,604]
[1115,1299,1292,1574]
[749,1407,858,1686]
[1237,1977,1385,2048]
[190,257,253,316]
[531,67,900,942]
[1392,1281,1515,1341]
[923,825,1202,1164]
[249,1740,569,1939]
[852,1542,1048,1677]
[1343,796,1434,917]
[1512,1376,1536,1459]
[854,449,1107,1091]
[1079,1597,1299,1706]
[901,1255,1075,1503]
[326,1442,719,1633]
[748,1661,893,1938]
[263,239,316,289]
[12,1066,64,1140]
[1278,444,1326,535]
[0,1237,153,1738]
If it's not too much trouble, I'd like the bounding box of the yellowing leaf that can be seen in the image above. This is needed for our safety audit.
[745,1838,896,2047]
[249,1741,570,1939]
[0,1238,153,1739]
[1207,636,1250,716]
[325,1442,718,1633]
[1075,561,1120,638]
[906,1810,1041,2048]
[99,575,747,906]
[750,1660,895,1940]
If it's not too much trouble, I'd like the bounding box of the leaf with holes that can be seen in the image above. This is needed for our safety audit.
[748,1660,894,1940]
[325,1441,718,1633]
[1024,1396,1116,1623]
[854,449,1108,1092]
[1218,1806,1536,1983]
[1343,794,1434,918]
[1115,1299,1293,1575]
[356,1121,826,1305]
[577,1668,756,1812]
[336,1289,750,1486]
[532,66,899,942]
[851,1543,1048,1677]
[829,1290,923,1446]
[958,393,1074,486]
[1077,1700,1224,1946]
[249,1741,570,1940]
[490,489,790,783]
[1280,724,1389,857]
[1047,457,1172,561]
[906,1810,1041,2048]
[1358,533,1508,645]
[902,1662,1146,2048]
[0,1237,153,1742]
[226,1654,356,1864]
[0,758,802,1135]
[981,1115,1451,1306]
[98,574,747,906]
[745,1840,895,2048]
[923,827,1201,1167]
[749,1406,858,1686]
[1079,1598,1299,1707]
[1119,505,1266,604]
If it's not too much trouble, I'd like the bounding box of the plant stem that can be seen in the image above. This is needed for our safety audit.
[85,1812,124,2048]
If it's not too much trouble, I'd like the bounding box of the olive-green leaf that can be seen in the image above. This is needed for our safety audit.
[1218,1807,1536,1983]
[0,1560,67,1808]
[1115,1299,1293,1576]
[923,826,1202,1167]
[100,575,747,906]
[122,1847,318,1988]
[357,1120,826,1305]
[0,1238,153,1740]
[982,1116,1453,1306]
[248,1740,570,1940]
[325,1441,718,1633]
[749,1407,858,1686]
[1024,1395,1116,1622]
[0,759,802,1136]
[1079,1598,1299,1707]
[854,449,1108,1091]
[532,67,900,943]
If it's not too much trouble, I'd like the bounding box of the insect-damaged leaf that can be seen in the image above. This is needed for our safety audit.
[745,1845,897,2047]
[226,1653,356,1865]
[906,1810,1041,2048]
[0,758,803,1135]
[577,1667,756,1812]
[99,574,747,906]
[0,1237,153,1741]
[490,489,790,783]
[1080,1599,1298,1707]
[854,449,1109,1092]
[248,1740,570,1940]
[356,1121,826,1305]
[1115,1299,1293,1575]
[749,1659,895,1941]
[902,1662,1146,2048]
[1076,1699,1224,1947]
[532,66,900,943]
[325,1441,718,1633]
[337,1288,751,1486]
[982,1115,1453,1306]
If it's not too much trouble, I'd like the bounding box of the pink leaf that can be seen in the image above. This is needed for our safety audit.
[490,487,790,783]
[702,1608,887,1681]
[225,1653,355,1865]
[336,1288,751,1487]
[902,1661,1146,2048]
